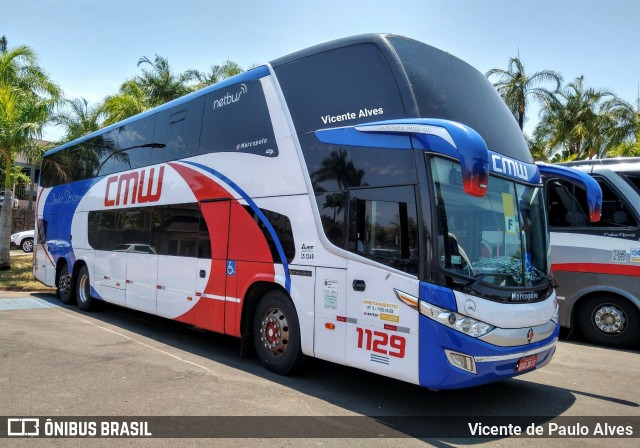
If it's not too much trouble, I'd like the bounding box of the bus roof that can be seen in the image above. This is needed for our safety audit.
[559,157,640,173]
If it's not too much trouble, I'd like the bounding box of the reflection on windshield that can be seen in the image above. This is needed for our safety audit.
[431,157,549,288]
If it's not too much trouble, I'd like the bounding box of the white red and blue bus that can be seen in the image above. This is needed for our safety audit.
[543,158,640,348]
[34,34,602,389]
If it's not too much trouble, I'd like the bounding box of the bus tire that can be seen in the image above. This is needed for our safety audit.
[76,265,94,311]
[57,264,75,305]
[253,290,305,375]
[578,295,640,348]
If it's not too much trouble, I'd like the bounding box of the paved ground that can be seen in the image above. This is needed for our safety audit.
[0,291,638,447]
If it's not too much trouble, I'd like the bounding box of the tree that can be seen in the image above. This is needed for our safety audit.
[606,97,640,157]
[186,59,243,90]
[135,55,194,106]
[535,76,634,160]
[53,97,105,142]
[0,38,61,269]
[102,80,150,125]
[486,56,562,130]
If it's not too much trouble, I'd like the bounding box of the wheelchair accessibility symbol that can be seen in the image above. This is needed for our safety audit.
[227,260,236,276]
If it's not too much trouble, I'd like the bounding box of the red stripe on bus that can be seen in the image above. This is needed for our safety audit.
[552,263,640,276]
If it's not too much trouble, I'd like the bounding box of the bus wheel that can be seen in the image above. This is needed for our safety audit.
[76,265,94,311]
[578,295,640,348]
[253,290,305,375]
[57,264,74,305]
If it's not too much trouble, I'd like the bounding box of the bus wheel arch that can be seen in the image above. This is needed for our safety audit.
[577,292,640,348]
[243,283,306,375]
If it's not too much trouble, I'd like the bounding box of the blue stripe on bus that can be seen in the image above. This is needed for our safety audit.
[182,160,292,293]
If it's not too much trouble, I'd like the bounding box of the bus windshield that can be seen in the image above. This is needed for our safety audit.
[431,157,549,288]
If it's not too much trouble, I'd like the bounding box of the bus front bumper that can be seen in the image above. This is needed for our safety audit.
[418,315,559,389]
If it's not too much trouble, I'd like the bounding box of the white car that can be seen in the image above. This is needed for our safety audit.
[10,230,35,253]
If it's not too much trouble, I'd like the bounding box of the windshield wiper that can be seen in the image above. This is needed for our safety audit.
[462,272,515,293]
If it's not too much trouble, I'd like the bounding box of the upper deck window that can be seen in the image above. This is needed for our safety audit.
[274,43,406,134]
[388,37,531,163]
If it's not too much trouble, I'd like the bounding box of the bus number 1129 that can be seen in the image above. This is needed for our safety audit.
[356,327,406,358]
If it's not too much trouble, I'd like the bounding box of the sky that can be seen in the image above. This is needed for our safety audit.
[3,0,639,142]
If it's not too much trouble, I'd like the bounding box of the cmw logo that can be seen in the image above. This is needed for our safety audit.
[491,154,529,181]
[212,83,247,109]
[104,166,164,207]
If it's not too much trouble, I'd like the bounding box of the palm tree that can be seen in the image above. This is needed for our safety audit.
[486,56,562,130]
[53,97,106,142]
[311,149,365,191]
[0,39,61,269]
[135,54,194,106]
[605,96,640,157]
[101,80,150,125]
[187,59,244,90]
[535,76,634,160]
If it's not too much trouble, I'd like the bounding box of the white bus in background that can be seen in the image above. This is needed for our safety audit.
[35,34,602,389]
[544,157,640,348]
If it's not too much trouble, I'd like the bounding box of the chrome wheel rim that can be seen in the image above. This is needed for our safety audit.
[78,274,89,303]
[259,307,290,357]
[593,304,626,335]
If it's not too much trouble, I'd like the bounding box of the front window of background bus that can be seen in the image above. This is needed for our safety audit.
[430,157,549,289]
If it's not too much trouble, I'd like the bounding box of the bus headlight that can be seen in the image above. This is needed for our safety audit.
[420,301,494,338]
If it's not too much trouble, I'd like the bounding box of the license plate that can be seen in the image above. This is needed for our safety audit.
[516,355,538,372]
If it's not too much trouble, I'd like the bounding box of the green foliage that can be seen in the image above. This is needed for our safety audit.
[53,97,105,142]
[488,56,638,162]
[99,55,245,126]
[486,57,562,130]
[0,41,61,188]
[0,36,62,269]
[535,76,635,160]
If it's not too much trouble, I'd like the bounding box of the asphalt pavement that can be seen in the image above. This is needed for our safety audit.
[0,291,638,447]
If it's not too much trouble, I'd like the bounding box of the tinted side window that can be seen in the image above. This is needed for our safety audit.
[199,80,277,158]
[389,36,531,162]
[69,142,100,181]
[151,97,204,165]
[121,208,153,246]
[89,203,211,258]
[316,191,348,249]
[300,133,417,193]
[348,187,418,274]
[41,152,66,187]
[546,179,591,227]
[94,130,120,177]
[242,206,295,263]
[275,44,406,134]
[152,204,200,257]
[621,171,640,195]
[547,177,638,228]
[595,176,638,227]
[88,209,126,250]
[116,115,157,171]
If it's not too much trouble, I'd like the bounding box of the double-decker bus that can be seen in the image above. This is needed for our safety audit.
[543,158,640,348]
[34,34,602,389]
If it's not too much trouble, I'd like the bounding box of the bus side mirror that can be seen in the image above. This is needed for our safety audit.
[354,119,490,197]
[537,163,603,222]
